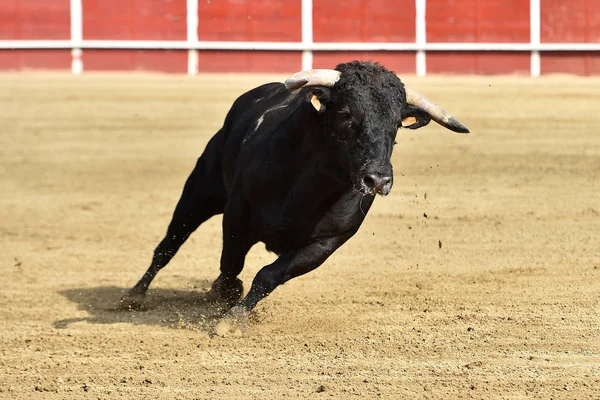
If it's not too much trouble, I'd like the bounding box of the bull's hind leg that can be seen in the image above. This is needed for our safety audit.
[121,140,226,310]
[208,192,256,308]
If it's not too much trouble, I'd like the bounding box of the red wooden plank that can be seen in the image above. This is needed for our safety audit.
[0,50,71,70]
[198,0,301,42]
[427,0,529,43]
[313,0,415,42]
[313,52,416,74]
[541,0,600,43]
[197,51,301,73]
[0,0,70,40]
[83,50,187,73]
[542,52,600,75]
[83,0,186,40]
[427,52,530,75]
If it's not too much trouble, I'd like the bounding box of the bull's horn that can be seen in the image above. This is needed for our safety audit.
[405,88,470,134]
[284,69,342,90]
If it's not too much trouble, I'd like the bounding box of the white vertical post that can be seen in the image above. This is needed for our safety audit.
[530,0,541,77]
[70,0,83,74]
[301,0,313,70]
[415,0,427,77]
[187,0,199,75]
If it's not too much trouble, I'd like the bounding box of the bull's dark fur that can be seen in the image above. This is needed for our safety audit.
[121,61,437,316]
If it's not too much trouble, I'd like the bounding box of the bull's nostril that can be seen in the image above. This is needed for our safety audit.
[363,175,376,189]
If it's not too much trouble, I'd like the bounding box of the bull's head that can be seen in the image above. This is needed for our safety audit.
[285,61,469,196]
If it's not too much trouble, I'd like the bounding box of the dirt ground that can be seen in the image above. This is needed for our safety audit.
[1,71,599,399]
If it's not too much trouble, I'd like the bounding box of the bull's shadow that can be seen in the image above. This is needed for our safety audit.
[53,281,230,332]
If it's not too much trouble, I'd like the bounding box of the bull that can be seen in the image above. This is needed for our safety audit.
[120,61,469,332]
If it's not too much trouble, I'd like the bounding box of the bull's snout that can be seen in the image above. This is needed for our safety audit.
[362,173,393,196]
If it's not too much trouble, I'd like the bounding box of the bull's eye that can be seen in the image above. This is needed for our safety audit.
[338,107,352,120]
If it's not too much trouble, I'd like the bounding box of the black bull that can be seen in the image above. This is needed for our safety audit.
[120,61,469,328]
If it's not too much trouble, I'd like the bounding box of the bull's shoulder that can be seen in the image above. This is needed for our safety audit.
[224,82,299,143]
[219,82,293,181]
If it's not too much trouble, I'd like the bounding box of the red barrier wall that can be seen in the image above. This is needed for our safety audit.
[313,0,415,43]
[197,0,301,72]
[312,0,416,73]
[0,0,70,39]
[426,0,530,74]
[82,0,187,73]
[541,0,600,75]
[1,0,600,75]
[0,0,70,70]
[0,49,71,70]
[197,51,301,73]
[83,0,187,40]
[313,52,416,74]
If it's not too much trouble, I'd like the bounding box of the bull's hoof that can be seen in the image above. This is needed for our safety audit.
[208,276,244,309]
[214,305,249,337]
[118,290,147,311]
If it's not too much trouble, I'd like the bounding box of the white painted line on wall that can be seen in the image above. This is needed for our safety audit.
[70,0,83,73]
[302,0,313,70]
[71,48,83,74]
[530,0,541,77]
[187,0,199,75]
[188,49,199,75]
[2,40,599,52]
[415,0,427,76]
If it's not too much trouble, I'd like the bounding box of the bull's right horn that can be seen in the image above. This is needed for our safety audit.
[405,88,470,134]
[284,69,342,91]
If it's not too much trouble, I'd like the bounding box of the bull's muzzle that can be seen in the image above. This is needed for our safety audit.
[361,173,393,196]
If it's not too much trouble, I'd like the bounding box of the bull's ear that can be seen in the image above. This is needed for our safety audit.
[307,87,331,114]
[400,104,432,130]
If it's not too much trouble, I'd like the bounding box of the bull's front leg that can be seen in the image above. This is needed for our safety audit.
[215,231,355,336]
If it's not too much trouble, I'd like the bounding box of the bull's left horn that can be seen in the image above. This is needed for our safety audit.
[405,88,470,134]
[284,69,342,90]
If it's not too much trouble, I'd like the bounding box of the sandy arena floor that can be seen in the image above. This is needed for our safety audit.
[0,72,599,399]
